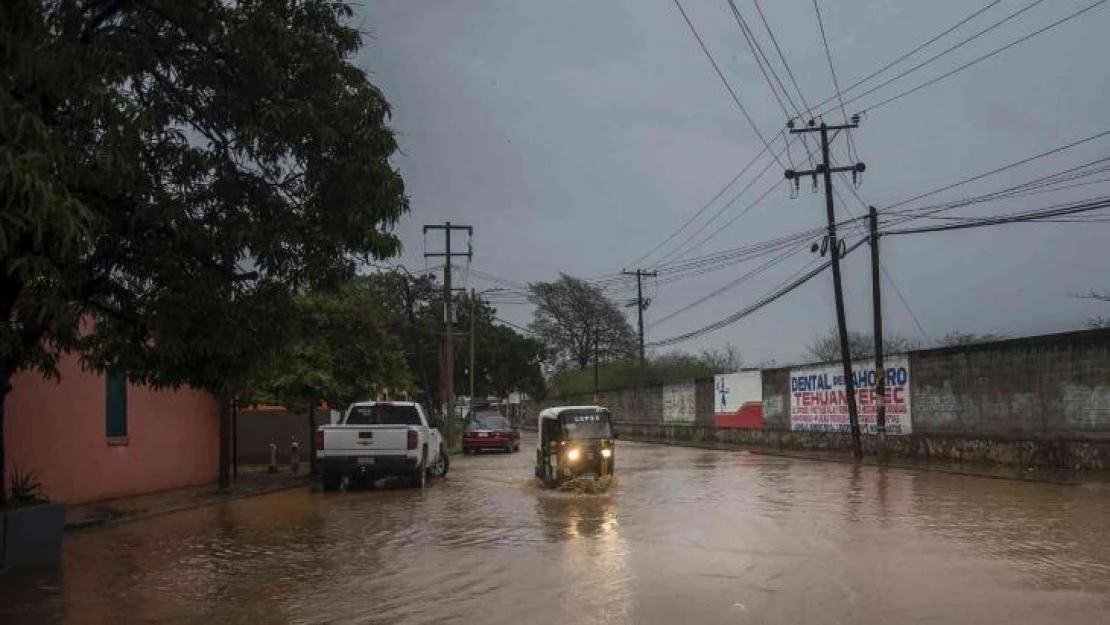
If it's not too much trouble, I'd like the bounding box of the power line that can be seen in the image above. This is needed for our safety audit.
[806,0,1003,115]
[811,0,857,161]
[752,0,815,120]
[661,135,825,264]
[853,0,1107,115]
[726,0,816,166]
[816,0,1044,117]
[727,0,796,122]
[882,129,1110,212]
[649,242,809,328]
[884,157,1110,230]
[884,270,932,344]
[883,196,1110,236]
[625,139,778,267]
[648,237,869,347]
[494,316,534,335]
[672,0,786,168]
[650,135,800,265]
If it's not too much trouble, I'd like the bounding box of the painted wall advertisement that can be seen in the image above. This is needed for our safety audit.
[713,371,763,428]
[662,381,696,424]
[789,356,912,434]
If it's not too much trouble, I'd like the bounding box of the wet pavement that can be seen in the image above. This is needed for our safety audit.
[3,435,1110,624]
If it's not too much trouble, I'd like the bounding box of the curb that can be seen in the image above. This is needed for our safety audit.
[65,479,311,532]
[621,436,1085,486]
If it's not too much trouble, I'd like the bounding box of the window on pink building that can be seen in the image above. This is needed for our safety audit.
[106,370,128,438]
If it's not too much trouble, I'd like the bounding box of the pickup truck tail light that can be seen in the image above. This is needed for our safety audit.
[315,429,325,450]
[407,429,418,450]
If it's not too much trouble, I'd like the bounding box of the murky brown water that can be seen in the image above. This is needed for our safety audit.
[4,436,1110,624]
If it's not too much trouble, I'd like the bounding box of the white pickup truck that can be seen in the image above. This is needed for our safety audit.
[315,401,450,490]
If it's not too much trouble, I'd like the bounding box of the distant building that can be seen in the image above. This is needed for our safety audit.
[4,352,219,505]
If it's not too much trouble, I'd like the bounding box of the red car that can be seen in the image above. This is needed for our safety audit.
[462,412,520,454]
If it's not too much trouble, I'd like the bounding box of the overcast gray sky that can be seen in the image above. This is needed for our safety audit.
[353,0,1110,365]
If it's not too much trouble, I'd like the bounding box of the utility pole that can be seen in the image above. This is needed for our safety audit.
[470,288,476,419]
[593,324,600,403]
[423,222,472,418]
[622,268,657,366]
[785,119,866,460]
[869,206,887,462]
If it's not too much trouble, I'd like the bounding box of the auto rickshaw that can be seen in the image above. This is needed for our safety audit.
[535,406,615,486]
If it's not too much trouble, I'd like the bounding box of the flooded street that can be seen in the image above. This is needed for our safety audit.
[4,436,1110,624]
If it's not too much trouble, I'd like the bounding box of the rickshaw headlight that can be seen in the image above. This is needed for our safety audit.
[601,448,612,459]
[566,447,581,462]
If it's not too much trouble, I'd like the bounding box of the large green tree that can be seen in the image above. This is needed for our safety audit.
[250,279,412,473]
[2,0,408,496]
[454,292,545,401]
[528,274,637,371]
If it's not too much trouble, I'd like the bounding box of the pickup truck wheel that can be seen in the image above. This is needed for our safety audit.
[321,470,341,492]
[430,445,450,478]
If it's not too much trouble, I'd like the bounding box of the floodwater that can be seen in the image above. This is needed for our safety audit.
[4,437,1110,624]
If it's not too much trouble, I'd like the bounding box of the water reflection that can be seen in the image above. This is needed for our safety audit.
[4,440,1110,624]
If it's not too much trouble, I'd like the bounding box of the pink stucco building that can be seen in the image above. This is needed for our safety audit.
[4,352,220,505]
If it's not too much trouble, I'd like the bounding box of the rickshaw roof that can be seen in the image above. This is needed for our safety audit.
[538,406,609,420]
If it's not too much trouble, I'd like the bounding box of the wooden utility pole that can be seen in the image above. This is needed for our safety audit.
[786,120,866,459]
[622,268,657,366]
[869,206,887,461]
[593,324,600,403]
[423,223,472,417]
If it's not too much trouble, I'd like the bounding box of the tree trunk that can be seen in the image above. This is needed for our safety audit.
[307,401,317,475]
[218,393,231,489]
[0,371,10,507]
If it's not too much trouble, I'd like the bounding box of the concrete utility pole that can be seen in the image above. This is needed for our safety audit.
[869,206,887,462]
[423,223,472,418]
[785,120,866,460]
[622,268,657,367]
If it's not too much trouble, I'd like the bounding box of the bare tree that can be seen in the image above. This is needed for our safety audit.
[938,331,1007,346]
[699,344,742,373]
[1076,290,1110,328]
[529,274,637,370]
[806,328,918,362]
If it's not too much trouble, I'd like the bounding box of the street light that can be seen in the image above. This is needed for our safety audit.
[469,288,504,420]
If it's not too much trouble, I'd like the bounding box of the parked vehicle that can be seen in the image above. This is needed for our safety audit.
[462,411,520,454]
[316,401,449,490]
[535,406,615,486]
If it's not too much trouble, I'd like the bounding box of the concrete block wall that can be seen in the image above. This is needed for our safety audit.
[760,367,792,429]
[533,329,1110,470]
[909,329,1110,439]
[693,377,715,426]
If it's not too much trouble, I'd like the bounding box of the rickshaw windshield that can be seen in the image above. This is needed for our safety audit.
[559,411,612,440]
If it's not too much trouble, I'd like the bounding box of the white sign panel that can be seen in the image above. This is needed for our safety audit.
[713,371,763,428]
[789,356,912,434]
[662,381,696,424]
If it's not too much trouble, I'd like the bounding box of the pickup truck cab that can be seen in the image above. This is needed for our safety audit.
[316,401,449,490]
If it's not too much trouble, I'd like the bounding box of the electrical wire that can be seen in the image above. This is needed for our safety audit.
[647,237,868,347]
[726,0,816,166]
[624,138,780,267]
[849,0,1107,115]
[672,0,786,169]
[816,0,1047,117]
[752,0,815,120]
[648,241,809,328]
[882,129,1110,213]
[811,0,857,161]
[883,196,1110,236]
[650,135,802,265]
